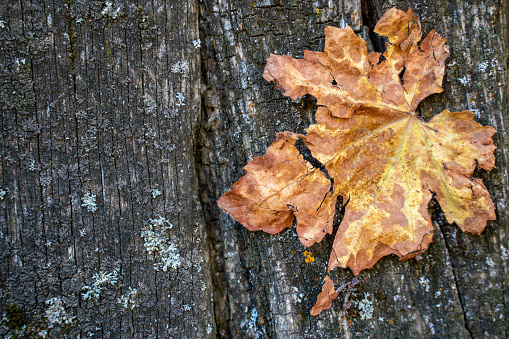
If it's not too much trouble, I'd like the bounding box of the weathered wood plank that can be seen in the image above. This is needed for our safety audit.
[197,0,507,337]
[0,0,215,337]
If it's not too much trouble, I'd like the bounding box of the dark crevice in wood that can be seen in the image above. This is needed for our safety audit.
[434,215,474,339]
[361,0,386,54]
[195,2,230,338]
[194,111,230,336]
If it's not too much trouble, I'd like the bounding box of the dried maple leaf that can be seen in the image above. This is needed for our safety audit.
[217,8,496,314]
[311,276,338,316]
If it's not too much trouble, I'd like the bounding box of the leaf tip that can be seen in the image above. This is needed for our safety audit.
[311,276,338,316]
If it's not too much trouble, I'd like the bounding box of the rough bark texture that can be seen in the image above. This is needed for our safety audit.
[0,0,215,337]
[0,0,507,338]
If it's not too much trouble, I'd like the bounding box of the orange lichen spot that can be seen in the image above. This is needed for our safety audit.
[304,250,315,263]
[339,316,351,327]
[389,319,394,324]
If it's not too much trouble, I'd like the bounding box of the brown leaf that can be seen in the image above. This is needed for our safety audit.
[217,131,337,246]
[217,7,497,314]
[374,7,421,50]
[311,276,338,316]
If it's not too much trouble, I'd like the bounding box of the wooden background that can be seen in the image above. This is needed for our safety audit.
[0,0,507,338]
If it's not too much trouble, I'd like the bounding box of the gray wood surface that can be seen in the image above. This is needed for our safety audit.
[0,0,507,338]
[0,0,214,337]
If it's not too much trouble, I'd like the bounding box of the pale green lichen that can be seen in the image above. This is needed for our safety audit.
[28,160,38,171]
[419,276,431,292]
[151,189,162,199]
[45,297,75,329]
[458,75,470,86]
[171,60,190,77]
[82,268,119,301]
[81,192,98,213]
[141,216,181,271]
[501,245,509,260]
[101,2,122,18]
[478,61,489,73]
[175,92,186,107]
[355,292,374,320]
[118,287,139,310]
